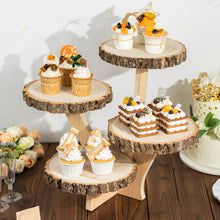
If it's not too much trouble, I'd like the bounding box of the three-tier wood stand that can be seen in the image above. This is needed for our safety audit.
[23,38,199,211]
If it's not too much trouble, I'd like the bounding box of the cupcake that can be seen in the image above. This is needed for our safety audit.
[136,10,159,44]
[87,138,115,176]
[39,54,62,95]
[59,142,85,178]
[70,66,92,97]
[112,16,136,50]
[144,25,168,54]
[59,45,86,86]
[56,127,79,158]
[86,129,103,153]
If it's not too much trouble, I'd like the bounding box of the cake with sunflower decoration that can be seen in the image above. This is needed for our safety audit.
[118,96,146,126]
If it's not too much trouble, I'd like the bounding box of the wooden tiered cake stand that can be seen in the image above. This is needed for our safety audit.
[23,79,137,211]
[99,38,199,201]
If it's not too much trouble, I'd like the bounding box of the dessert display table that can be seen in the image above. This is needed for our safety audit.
[99,37,198,201]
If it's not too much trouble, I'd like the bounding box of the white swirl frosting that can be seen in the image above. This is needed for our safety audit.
[95,147,113,160]
[152,96,172,109]
[59,133,78,147]
[87,135,102,149]
[133,112,156,124]
[73,66,91,78]
[63,149,83,162]
[161,110,186,120]
[41,68,61,77]
[59,61,74,69]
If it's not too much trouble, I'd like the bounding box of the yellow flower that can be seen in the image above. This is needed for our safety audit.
[163,105,172,112]
[123,97,130,104]
[131,101,137,106]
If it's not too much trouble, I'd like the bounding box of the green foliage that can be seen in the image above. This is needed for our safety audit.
[199,112,220,138]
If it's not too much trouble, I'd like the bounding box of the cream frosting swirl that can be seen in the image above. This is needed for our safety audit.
[87,135,102,149]
[95,147,113,160]
[59,133,78,147]
[41,69,61,77]
[73,66,91,78]
[59,61,74,69]
[63,148,83,162]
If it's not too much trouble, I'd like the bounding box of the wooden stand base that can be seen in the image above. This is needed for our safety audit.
[85,153,156,211]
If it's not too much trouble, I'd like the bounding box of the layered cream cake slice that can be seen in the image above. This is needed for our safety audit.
[130,109,159,137]
[118,96,146,126]
[159,104,188,134]
[148,96,172,117]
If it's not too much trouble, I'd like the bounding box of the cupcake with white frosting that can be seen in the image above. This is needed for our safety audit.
[70,66,93,96]
[86,129,103,153]
[112,15,136,50]
[56,127,79,158]
[59,45,87,86]
[59,141,85,178]
[87,138,115,175]
[39,54,62,95]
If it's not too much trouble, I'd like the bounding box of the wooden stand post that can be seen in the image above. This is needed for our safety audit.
[66,113,91,146]
[135,68,148,102]
[118,153,156,200]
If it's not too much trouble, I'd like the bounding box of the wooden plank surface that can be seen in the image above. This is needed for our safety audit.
[0,144,219,220]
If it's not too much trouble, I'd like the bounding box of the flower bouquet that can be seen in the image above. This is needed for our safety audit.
[0,125,44,175]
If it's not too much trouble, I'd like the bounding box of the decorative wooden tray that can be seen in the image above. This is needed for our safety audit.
[23,80,112,114]
[99,38,187,69]
[108,116,199,154]
[45,149,137,195]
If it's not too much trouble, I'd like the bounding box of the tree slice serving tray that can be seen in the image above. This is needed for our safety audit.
[23,80,112,114]
[99,38,187,69]
[44,149,137,195]
[108,116,198,155]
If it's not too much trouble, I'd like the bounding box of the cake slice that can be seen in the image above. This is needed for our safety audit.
[148,96,172,117]
[130,109,158,137]
[118,96,146,126]
[159,104,188,134]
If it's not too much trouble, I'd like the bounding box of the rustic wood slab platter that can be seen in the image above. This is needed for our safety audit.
[108,116,198,154]
[23,80,112,114]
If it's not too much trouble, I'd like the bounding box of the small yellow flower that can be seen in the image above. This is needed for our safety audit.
[163,105,172,112]
[123,97,130,104]
[131,101,137,106]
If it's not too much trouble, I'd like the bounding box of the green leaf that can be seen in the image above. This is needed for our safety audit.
[209,118,220,130]
[204,112,214,127]
[191,116,199,122]
[199,129,208,138]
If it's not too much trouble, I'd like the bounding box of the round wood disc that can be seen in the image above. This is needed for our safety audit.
[108,116,199,155]
[99,38,187,69]
[44,150,137,195]
[23,80,112,114]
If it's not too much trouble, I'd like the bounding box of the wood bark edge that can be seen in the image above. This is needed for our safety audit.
[108,117,199,155]
[99,39,187,69]
[23,80,113,114]
[44,156,137,195]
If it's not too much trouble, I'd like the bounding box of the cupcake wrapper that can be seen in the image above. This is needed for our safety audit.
[144,36,167,54]
[59,68,74,87]
[39,72,62,95]
[70,74,92,97]
[113,33,134,50]
[90,159,114,176]
[60,160,85,178]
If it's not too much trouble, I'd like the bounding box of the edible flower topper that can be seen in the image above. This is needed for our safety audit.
[162,104,182,114]
[123,96,141,106]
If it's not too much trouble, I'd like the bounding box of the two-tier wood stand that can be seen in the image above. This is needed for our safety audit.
[23,38,198,211]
